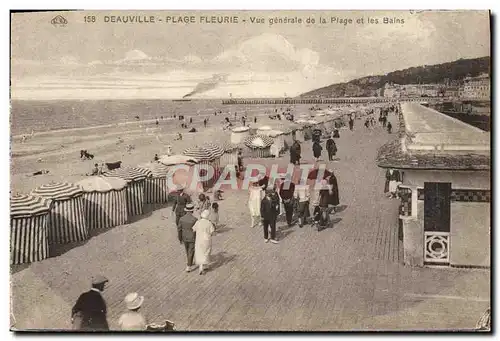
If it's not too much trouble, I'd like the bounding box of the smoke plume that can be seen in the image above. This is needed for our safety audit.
[183,74,228,98]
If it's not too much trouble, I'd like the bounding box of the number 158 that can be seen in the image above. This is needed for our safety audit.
[84,16,96,23]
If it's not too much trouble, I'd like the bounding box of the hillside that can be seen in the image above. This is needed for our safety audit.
[300,56,490,98]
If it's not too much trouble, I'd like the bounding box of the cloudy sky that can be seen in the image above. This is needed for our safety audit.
[11,10,490,99]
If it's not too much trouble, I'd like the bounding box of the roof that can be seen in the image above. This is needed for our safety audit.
[401,103,490,153]
[376,139,490,171]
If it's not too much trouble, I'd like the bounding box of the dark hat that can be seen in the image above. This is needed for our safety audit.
[91,275,109,286]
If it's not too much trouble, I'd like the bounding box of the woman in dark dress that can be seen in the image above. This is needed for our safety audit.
[312,141,322,161]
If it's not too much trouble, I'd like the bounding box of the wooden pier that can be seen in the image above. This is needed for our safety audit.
[221,97,435,105]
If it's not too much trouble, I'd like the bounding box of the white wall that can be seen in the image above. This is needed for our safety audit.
[450,202,490,267]
[403,170,490,190]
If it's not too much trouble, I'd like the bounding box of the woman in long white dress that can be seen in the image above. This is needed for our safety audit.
[248,181,264,228]
[193,210,215,275]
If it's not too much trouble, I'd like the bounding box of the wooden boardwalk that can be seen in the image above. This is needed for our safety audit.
[10,115,490,331]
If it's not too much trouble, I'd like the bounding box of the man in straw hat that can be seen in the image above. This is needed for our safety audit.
[71,275,109,331]
[178,202,198,272]
[118,292,147,331]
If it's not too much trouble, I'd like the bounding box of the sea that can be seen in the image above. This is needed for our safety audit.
[10,99,262,136]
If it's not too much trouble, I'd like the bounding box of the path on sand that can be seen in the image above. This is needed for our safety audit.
[11,115,489,331]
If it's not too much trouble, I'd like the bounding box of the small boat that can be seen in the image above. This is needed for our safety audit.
[172,99,192,102]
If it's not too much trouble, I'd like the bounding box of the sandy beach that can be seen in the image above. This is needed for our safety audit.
[11,104,331,195]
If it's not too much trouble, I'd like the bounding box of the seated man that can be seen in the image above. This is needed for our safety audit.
[90,163,99,176]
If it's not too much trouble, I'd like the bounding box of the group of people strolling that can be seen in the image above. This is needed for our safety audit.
[173,189,220,275]
[312,132,338,162]
[248,170,341,239]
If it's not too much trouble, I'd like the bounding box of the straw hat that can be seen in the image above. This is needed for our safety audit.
[200,210,210,219]
[124,292,144,311]
[184,203,195,212]
[91,275,108,286]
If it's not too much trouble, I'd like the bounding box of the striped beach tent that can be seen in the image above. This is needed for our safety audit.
[31,182,88,246]
[243,134,274,158]
[183,144,224,189]
[10,195,52,265]
[136,162,171,204]
[76,176,128,231]
[220,141,239,170]
[102,167,151,217]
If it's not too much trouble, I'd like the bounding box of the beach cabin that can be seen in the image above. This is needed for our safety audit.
[220,142,239,171]
[159,154,203,196]
[102,167,151,217]
[136,162,171,204]
[377,103,490,268]
[182,144,225,190]
[243,134,274,158]
[31,182,89,246]
[10,194,52,265]
[231,126,250,144]
[76,176,128,231]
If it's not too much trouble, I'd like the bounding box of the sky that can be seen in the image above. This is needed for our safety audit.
[10,10,490,99]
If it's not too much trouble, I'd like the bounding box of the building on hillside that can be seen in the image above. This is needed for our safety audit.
[377,103,490,268]
[444,86,460,98]
[462,73,490,100]
[382,83,401,98]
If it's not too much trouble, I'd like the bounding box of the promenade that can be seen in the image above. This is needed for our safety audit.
[10,114,489,331]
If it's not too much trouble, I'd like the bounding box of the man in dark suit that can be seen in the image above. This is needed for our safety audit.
[71,275,109,331]
[326,137,337,161]
[172,187,192,228]
[261,188,280,244]
[279,179,296,227]
[177,203,197,272]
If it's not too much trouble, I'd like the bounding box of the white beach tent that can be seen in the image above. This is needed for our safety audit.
[230,126,250,144]
[159,154,199,166]
[256,125,272,135]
